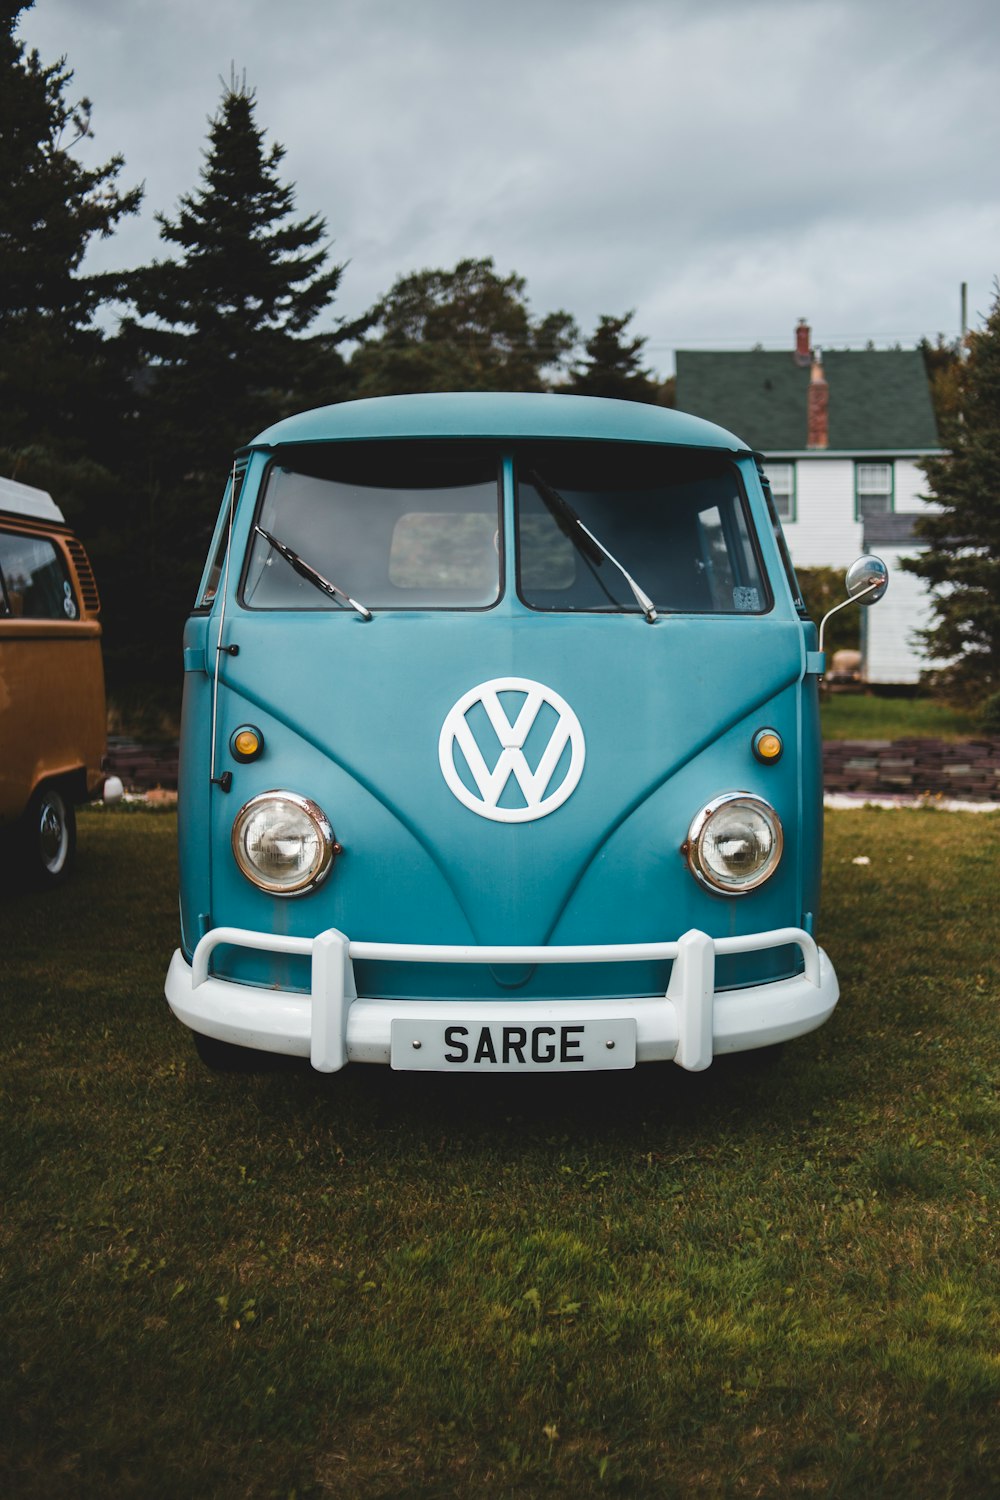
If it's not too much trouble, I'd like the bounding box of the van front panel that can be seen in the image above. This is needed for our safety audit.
[169,394,833,1070]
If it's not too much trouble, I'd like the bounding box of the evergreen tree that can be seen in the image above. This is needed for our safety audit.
[904,285,1000,707]
[117,73,355,705]
[350,258,577,396]
[125,70,352,484]
[919,334,963,442]
[567,311,661,403]
[0,0,141,477]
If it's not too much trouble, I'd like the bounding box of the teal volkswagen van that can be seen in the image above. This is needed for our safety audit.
[165,393,886,1074]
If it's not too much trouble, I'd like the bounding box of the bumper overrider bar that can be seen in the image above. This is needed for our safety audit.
[165,925,838,1073]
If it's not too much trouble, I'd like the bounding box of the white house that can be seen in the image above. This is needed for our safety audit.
[675,321,945,684]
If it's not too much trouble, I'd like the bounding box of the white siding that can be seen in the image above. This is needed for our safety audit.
[778,459,862,569]
[895,458,936,513]
[862,544,940,685]
[765,453,945,683]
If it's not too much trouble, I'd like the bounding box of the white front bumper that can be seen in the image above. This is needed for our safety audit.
[164,924,839,1073]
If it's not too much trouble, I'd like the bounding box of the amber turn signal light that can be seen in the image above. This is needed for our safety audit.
[752,728,783,764]
[231,725,264,762]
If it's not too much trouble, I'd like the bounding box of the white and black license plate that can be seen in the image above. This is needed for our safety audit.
[390,1018,637,1071]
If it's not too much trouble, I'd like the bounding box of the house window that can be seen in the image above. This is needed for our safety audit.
[855,462,894,520]
[766,462,795,522]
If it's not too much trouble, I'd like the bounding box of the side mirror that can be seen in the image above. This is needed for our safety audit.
[845,554,889,605]
[819,555,888,653]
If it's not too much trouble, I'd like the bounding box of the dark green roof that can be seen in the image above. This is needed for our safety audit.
[675,348,939,452]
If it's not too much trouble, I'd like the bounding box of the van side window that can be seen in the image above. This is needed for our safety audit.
[755,456,807,615]
[198,522,230,610]
[0,530,78,620]
[195,460,248,609]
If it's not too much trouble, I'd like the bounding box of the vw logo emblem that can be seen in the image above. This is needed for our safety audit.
[439,677,586,823]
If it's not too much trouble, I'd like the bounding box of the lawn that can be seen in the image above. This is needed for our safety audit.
[820,693,981,741]
[1,807,998,1499]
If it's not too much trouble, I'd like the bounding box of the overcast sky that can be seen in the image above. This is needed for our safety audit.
[17,0,1000,375]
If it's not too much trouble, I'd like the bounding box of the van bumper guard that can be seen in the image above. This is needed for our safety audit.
[165,925,838,1073]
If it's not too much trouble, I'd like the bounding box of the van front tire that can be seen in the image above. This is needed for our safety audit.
[25,785,76,888]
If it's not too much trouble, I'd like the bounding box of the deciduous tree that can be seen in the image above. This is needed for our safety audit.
[350,258,577,396]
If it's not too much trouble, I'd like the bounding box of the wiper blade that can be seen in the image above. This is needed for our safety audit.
[528,471,658,623]
[254,525,373,621]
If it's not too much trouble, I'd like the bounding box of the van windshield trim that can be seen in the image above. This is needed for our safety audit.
[221,441,773,619]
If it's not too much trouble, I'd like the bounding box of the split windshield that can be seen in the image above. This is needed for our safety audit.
[239,440,768,616]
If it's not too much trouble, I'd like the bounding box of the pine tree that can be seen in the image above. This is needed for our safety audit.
[919,334,964,442]
[903,285,1000,708]
[0,0,141,472]
[567,311,661,403]
[114,73,355,705]
[125,71,352,484]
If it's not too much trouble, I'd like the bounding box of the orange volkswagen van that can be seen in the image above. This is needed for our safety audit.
[0,476,120,886]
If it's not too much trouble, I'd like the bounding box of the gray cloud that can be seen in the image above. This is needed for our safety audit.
[18,0,1000,372]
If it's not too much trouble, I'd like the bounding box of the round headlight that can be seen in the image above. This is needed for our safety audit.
[684,792,783,895]
[232,791,336,896]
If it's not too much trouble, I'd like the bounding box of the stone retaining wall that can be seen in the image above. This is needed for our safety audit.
[106,735,1000,802]
[106,737,179,793]
[822,738,1000,801]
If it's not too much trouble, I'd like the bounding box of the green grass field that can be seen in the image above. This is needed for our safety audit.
[820,694,981,741]
[2,808,998,1498]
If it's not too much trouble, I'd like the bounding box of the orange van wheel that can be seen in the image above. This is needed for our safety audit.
[24,785,77,888]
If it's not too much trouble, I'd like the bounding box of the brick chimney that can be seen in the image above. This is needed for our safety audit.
[807,350,829,450]
[794,318,811,366]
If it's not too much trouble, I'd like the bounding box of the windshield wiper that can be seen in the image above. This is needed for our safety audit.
[254,525,372,621]
[528,471,658,623]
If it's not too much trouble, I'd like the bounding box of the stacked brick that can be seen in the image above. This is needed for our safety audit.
[105,736,1000,802]
[822,738,1000,801]
[106,737,180,793]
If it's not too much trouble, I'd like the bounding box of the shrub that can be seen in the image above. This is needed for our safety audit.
[976,691,1000,736]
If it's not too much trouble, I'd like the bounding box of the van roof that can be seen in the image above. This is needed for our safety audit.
[0,475,65,523]
[248,392,748,453]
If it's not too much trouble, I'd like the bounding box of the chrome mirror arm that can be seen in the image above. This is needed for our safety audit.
[818,554,889,654]
[818,577,884,653]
